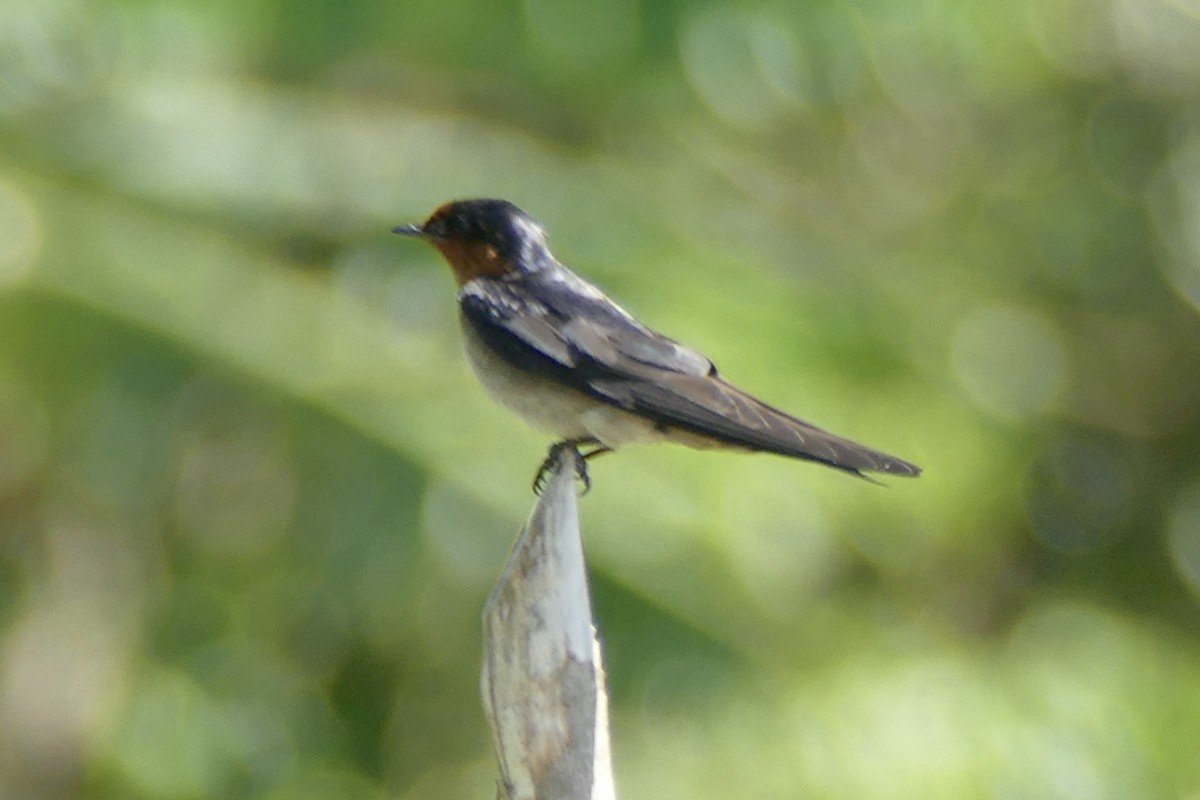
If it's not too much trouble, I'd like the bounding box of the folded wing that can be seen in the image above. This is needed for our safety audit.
[460,285,921,478]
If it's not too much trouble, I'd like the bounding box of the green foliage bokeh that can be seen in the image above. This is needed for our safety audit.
[3,0,1200,797]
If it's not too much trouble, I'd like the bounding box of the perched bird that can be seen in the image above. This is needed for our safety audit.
[394,199,921,491]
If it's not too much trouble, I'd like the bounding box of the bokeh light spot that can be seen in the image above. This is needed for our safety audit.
[0,0,100,114]
[112,669,232,797]
[951,304,1068,421]
[843,103,965,233]
[1026,0,1120,79]
[680,9,803,129]
[0,179,42,287]
[1150,122,1200,315]
[0,603,127,780]
[1114,0,1200,95]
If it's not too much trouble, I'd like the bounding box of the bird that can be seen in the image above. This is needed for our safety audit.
[393,199,921,492]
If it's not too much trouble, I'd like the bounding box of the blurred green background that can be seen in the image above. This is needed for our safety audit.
[4,0,1200,797]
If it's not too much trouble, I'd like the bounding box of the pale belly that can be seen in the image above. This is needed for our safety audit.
[459,317,673,449]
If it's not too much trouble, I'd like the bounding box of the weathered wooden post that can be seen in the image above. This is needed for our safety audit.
[480,449,616,800]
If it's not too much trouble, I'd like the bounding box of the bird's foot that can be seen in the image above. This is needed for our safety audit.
[534,440,589,495]
[533,439,610,495]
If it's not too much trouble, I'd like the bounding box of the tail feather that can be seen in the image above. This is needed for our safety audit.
[588,373,922,478]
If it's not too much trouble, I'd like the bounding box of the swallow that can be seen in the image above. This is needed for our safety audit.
[393,199,921,492]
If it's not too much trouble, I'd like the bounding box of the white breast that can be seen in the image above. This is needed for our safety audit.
[458,314,668,449]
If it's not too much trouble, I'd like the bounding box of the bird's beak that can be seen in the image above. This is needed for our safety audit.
[391,223,428,237]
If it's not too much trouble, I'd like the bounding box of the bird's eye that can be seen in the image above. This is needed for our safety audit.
[483,246,499,261]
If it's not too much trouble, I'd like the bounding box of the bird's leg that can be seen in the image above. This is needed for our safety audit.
[533,438,602,495]
[580,444,612,461]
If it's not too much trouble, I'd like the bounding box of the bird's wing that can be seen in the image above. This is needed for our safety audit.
[460,285,921,478]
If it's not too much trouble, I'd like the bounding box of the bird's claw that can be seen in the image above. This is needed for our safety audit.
[533,440,592,495]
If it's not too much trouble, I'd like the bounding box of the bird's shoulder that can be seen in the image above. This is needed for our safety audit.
[458,267,714,378]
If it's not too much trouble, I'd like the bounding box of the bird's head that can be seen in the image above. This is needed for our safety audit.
[393,199,553,285]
